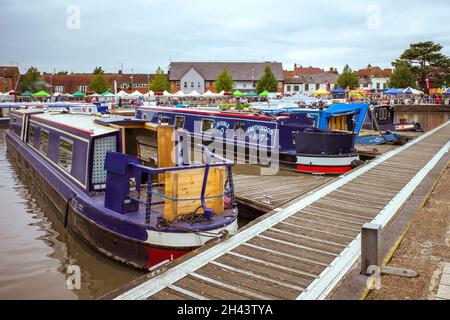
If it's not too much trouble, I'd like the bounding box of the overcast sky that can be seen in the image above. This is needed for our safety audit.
[1,0,449,74]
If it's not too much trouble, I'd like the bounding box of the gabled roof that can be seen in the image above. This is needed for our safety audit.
[294,66,324,75]
[285,72,339,84]
[169,62,284,81]
[0,66,20,78]
[355,66,392,78]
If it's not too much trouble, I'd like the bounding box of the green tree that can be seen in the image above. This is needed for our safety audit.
[214,68,234,92]
[148,66,170,92]
[256,66,278,93]
[389,61,417,88]
[396,41,450,89]
[20,67,47,93]
[56,70,69,75]
[93,66,105,74]
[88,72,111,93]
[337,64,359,90]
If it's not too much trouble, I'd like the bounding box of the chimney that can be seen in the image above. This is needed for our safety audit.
[118,70,122,75]
[294,63,297,70]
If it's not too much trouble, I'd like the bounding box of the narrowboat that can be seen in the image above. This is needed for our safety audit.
[356,104,419,145]
[135,103,369,174]
[0,105,12,127]
[6,109,238,269]
[363,104,422,132]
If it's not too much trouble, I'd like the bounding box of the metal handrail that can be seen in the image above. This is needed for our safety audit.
[127,145,235,223]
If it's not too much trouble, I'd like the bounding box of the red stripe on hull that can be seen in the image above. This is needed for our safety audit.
[296,165,352,174]
[144,246,191,269]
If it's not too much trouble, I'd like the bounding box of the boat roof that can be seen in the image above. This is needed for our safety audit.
[29,111,119,137]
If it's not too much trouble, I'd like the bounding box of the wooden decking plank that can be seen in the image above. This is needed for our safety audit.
[286,215,360,238]
[248,236,334,265]
[278,220,354,244]
[325,193,391,208]
[211,260,306,293]
[194,265,288,300]
[150,288,193,300]
[167,285,209,300]
[173,275,251,300]
[269,226,347,251]
[222,250,317,282]
[239,242,328,271]
[307,203,376,220]
[296,209,365,227]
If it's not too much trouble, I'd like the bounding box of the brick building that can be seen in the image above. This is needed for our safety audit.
[0,66,21,92]
[168,61,285,94]
[41,71,155,94]
[283,64,339,94]
[355,65,392,92]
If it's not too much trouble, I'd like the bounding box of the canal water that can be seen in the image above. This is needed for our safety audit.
[0,129,143,299]
[0,111,449,299]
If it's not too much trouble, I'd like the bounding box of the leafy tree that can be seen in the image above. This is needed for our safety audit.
[337,64,359,90]
[20,67,47,92]
[214,68,234,92]
[396,41,450,89]
[56,71,69,75]
[88,72,111,93]
[93,66,105,74]
[256,66,278,93]
[148,66,170,92]
[389,61,417,88]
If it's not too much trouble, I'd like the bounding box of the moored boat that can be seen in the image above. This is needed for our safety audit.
[6,108,238,269]
[363,104,422,132]
[135,103,369,175]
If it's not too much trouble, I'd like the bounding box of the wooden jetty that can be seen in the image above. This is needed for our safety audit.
[104,121,450,300]
[233,170,334,212]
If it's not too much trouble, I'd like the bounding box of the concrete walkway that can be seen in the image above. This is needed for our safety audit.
[437,263,450,300]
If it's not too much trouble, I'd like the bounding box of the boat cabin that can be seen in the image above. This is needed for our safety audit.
[9,109,175,194]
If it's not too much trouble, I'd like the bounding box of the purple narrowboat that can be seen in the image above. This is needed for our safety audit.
[5,109,238,269]
[135,105,369,175]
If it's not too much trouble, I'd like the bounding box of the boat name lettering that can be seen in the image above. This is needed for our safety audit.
[246,125,273,136]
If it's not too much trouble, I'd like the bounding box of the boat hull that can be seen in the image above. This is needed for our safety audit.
[293,129,358,175]
[295,155,358,174]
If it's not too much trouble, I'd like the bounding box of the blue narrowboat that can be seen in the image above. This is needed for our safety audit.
[6,108,238,269]
[135,104,369,174]
[362,104,422,132]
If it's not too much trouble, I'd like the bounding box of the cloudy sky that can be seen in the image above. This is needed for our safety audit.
[1,0,449,74]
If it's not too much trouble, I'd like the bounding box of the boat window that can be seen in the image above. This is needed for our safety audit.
[201,119,214,133]
[92,136,117,188]
[11,116,21,136]
[39,129,49,156]
[27,125,36,145]
[158,115,170,124]
[175,115,185,129]
[58,137,73,172]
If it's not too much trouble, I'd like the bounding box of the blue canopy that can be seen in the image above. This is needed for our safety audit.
[383,87,402,95]
[331,88,346,94]
[443,88,450,95]
[321,103,369,135]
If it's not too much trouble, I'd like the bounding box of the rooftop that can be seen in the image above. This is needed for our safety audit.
[30,112,119,137]
[169,61,284,81]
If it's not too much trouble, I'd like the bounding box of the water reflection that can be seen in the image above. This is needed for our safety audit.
[0,130,142,300]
